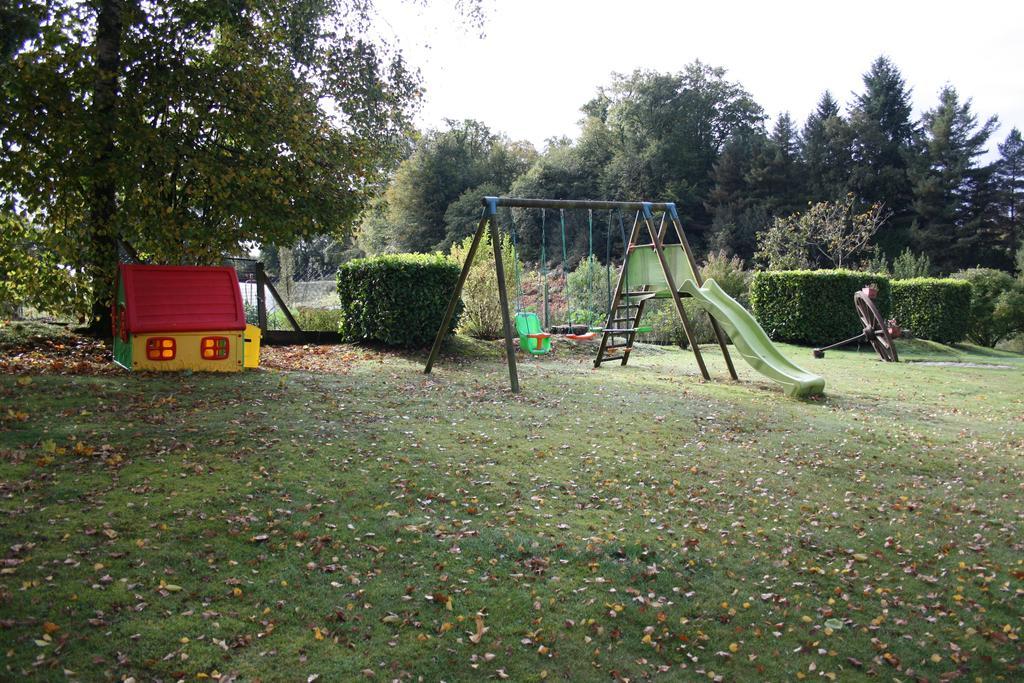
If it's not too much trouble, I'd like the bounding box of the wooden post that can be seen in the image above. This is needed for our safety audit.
[594,211,643,367]
[490,209,520,393]
[641,205,710,380]
[255,262,268,333]
[264,278,302,331]
[424,215,488,375]
[666,208,738,380]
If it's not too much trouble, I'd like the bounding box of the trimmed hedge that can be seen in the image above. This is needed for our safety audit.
[336,253,462,347]
[750,270,891,345]
[891,278,971,344]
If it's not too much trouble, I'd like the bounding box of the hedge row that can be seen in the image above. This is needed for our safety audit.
[890,278,971,344]
[336,254,462,347]
[750,270,891,345]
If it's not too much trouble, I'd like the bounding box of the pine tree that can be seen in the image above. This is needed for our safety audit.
[911,86,1001,271]
[762,112,807,215]
[848,57,918,254]
[801,91,852,202]
[995,128,1024,250]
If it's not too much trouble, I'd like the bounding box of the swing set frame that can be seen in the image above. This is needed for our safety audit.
[423,196,737,393]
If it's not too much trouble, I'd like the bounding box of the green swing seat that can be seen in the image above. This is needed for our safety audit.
[514,312,551,355]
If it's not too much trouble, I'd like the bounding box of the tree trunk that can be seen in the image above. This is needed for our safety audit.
[84,0,125,335]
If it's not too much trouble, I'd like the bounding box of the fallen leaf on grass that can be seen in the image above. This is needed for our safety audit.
[469,613,488,644]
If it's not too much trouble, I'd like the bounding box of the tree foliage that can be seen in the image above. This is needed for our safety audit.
[890,247,933,279]
[448,226,518,340]
[755,196,887,270]
[801,91,852,202]
[1,0,423,321]
[0,212,90,317]
[951,268,1024,347]
[996,128,1024,251]
[911,86,1002,271]
[358,120,536,254]
[847,56,917,254]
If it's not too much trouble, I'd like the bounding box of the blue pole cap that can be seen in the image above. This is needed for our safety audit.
[640,202,654,219]
[666,203,680,221]
[484,196,499,215]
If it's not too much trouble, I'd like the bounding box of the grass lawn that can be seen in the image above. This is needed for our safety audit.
[1,329,1022,681]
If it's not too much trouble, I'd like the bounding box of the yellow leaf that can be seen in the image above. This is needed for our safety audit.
[728,642,739,653]
[42,622,60,635]
[314,627,324,641]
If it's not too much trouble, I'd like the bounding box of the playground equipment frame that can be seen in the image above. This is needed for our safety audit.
[423,196,738,393]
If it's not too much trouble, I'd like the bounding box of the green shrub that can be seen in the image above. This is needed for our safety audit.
[566,256,608,327]
[750,270,891,345]
[891,247,932,279]
[701,249,751,306]
[890,278,971,344]
[294,307,344,332]
[950,268,1024,347]
[639,299,715,348]
[640,251,750,348]
[449,227,518,340]
[336,253,461,347]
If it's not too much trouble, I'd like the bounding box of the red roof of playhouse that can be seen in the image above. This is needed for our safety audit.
[120,264,246,334]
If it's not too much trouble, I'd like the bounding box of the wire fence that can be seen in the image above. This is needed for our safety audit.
[223,253,341,334]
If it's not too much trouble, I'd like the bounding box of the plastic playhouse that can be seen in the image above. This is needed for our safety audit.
[112,264,260,372]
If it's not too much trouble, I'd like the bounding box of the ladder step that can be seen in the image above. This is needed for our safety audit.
[627,244,655,252]
[604,328,640,334]
[606,344,633,350]
[622,291,655,298]
[610,317,636,323]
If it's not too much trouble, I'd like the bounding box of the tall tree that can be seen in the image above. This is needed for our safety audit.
[506,137,607,265]
[995,128,1024,250]
[593,63,765,238]
[801,91,853,202]
[706,130,773,261]
[760,112,807,215]
[910,86,1000,271]
[848,56,918,254]
[0,1,464,325]
[358,120,536,253]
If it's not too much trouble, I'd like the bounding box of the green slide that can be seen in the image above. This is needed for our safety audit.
[625,244,824,397]
[678,278,825,398]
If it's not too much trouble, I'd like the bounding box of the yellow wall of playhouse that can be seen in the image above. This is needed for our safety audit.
[243,324,261,369]
[130,330,244,372]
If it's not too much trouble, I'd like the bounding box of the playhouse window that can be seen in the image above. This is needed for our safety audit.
[146,337,176,360]
[201,336,230,360]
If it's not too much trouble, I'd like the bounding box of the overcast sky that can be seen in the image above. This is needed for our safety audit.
[372,0,1023,155]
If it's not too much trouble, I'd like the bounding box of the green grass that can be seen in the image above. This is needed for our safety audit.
[1,335,1022,681]
[0,320,75,350]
